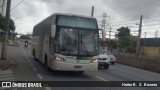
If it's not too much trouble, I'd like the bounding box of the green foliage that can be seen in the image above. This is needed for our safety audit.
[117,27,137,53]
[0,14,15,31]
[117,27,130,39]
[108,39,118,49]
[118,36,137,53]
[10,19,15,31]
[127,36,137,53]
[119,36,130,48]
[0,14,5,30]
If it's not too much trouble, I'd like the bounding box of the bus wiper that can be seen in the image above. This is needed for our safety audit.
[80,35,90,55]
[67,34,76,54]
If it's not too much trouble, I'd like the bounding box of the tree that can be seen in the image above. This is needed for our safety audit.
[0,14,5,30]
[117,27,131,52]
[107,39,118,49]
[0,14,15,31]
[127,36,137,53]
[117,27,130,39]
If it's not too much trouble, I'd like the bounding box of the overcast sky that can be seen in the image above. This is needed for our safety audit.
[10,0,160,38]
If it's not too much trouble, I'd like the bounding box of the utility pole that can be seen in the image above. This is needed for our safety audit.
[155,30,158,38]
[91,6,94,17]
[101,13,106,50]
[2,0,6,16]
[142,32,146,57]
[136,15,143,57]
[108,26,111,50]
[1,0,11,60]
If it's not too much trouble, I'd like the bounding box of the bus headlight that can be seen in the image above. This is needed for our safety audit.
[55,56,64,61]
[91,59,98,63]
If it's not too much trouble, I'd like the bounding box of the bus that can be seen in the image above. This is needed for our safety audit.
[32,13,99,72]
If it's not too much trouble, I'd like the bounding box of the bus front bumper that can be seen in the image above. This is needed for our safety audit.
[51,61,98,72]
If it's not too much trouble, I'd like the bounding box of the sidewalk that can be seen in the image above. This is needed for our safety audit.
[0,42,17,70]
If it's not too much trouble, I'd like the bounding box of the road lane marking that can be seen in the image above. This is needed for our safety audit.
[33,67,38,71]
[0,69,15,81]
[0,74,13,78]
[27,60,31,63]
[45,87,52,90]
[0,69,12,74]
[95,76,108,81]
[37,74,43,79]
[30,63,33,66]
[21,48,28,57]
[21,48,44,80]
[0,77,14,81]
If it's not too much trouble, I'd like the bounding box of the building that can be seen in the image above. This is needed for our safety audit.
[0,0,6,16]
[140,38,160,58]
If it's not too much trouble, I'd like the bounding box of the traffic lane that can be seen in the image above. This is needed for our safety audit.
[21,41,160,81]
[22,50,160,90]
[27,55,104,81]
[7,44,47,90]
[20,42,106,81]
[114,64,160,81]
[20,42,160,90]
[97,63,160,81]
[7,45,42,81]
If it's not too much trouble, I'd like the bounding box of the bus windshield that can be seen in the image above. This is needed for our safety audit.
[54,28,99,56]
[57,15,97,29]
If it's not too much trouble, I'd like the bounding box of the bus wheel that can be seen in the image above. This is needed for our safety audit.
[45,55,51,71]
[33,50,37,61]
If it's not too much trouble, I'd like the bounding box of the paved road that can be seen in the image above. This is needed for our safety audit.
[2,41,160,90]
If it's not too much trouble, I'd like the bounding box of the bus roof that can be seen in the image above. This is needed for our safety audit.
[53,13,96,19]
[34,13,97,28]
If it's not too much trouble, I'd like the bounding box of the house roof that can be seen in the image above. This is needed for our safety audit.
[140,38,160,47]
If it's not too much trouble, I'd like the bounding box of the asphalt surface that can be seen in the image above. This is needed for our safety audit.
[3,41,160,90]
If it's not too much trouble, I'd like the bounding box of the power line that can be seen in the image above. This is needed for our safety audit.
[144,23,160,26]
[107,14,160,25]
[11,0,25,12]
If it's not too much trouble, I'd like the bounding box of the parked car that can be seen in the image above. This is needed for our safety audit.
[97,52,110,69]
[99,50,116,65]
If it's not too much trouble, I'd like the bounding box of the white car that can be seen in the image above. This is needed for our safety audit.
[100,50,116,65]
[97,53,110,69]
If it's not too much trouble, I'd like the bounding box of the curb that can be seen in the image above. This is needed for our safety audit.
[0,60,10,70]
[0,59,17,70]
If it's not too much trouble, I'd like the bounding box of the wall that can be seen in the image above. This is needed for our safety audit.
[140,46,160,58]
[115,54,160,73]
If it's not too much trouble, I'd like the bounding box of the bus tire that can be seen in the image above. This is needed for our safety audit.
[33,50,37,61]
[45,55,51,71]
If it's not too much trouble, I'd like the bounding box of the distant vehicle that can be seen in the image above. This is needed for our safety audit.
[28,40,32,44]
[97,53,110,69]
[24,40,28,48]
[32,13,100,73]
[100,50,116,65]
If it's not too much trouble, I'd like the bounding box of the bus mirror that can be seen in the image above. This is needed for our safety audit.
[51,25,56,38]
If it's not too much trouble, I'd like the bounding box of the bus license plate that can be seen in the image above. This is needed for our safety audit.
[74,65,81,68]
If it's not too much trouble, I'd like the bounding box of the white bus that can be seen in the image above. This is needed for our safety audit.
[32,13,99,73]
